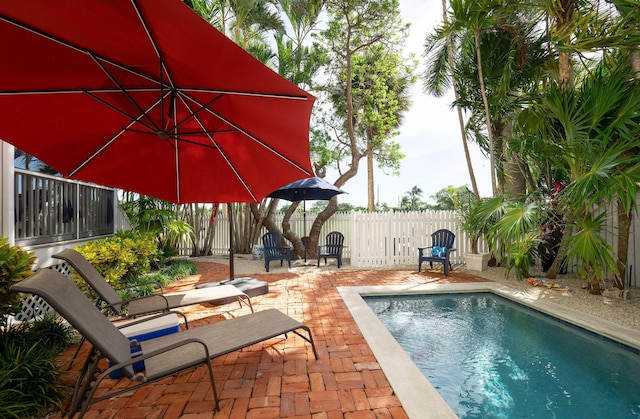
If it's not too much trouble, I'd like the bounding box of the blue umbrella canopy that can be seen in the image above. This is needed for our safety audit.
[267,177,346,202]
[268,177,346,262]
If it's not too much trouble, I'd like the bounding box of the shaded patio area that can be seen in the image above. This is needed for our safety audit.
[52,261,489,418]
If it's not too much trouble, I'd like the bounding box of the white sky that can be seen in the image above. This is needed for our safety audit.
[327,0,493,208]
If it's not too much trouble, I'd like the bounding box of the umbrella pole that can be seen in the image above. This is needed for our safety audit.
[228,203,235,280]
[303,201,307,262]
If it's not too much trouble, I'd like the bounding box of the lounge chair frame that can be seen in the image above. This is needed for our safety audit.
[11,269,317,418]
[53,249,253,318]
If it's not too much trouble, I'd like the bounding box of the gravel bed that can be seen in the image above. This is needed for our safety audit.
[467,265,640,332]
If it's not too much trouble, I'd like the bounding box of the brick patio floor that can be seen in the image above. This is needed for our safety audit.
[52,262,490,418]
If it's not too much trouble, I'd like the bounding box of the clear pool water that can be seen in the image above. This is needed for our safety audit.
[365,293,640,418]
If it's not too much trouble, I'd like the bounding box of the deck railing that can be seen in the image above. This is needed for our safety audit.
[14,169,119,246]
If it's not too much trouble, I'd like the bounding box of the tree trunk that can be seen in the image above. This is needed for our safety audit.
[616,197,632,289]
[558,52,574,88]
[475,30,497,196]
[441,0,480,202]
[280,202,306,260]
[367,135,375,212]
[545,224,571,279]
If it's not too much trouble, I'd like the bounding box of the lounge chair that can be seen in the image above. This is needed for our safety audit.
[317,231,345,268]
[262,232,291,272]
[11,269,318,418]
[418,229,456,276]
[53,249,253,318]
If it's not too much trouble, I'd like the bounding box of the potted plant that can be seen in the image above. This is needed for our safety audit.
[462,204,491,271]
[451,188,490,272]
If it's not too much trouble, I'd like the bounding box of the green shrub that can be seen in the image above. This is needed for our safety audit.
[161,259,198,279]
[119,259,197,300]
[0,238,36,319]
[75,232,159,289]
[0,316,73,418]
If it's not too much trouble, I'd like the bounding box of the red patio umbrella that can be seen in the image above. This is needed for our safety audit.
[0,0,314,204]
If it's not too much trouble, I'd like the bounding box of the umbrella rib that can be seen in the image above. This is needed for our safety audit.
[182,88,308,101]
[90,53,161,131]
[130,0,173,86]
[182,94,313,176]
[169,91,224,134]
[174,92,258,202]
[125,128,225,150]
[67,122,135,177]
[0,87,160,96]
[81,89,164,133]
[0,14,160,87]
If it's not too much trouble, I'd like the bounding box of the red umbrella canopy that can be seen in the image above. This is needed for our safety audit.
[0,0,314,204]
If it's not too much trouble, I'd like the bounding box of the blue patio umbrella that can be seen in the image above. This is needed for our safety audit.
[268,177,346,261]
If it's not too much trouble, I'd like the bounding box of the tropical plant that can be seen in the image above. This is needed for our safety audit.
[516,57,640,291]
[466,195,545,279]
[118,259,198,300]
[400,186,425,211]
[0,316,73,418]
[448,186,484,253]
[120,195,194,259]
[0,238,36,320]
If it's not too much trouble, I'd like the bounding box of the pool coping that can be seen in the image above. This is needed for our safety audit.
[338,282,640,419]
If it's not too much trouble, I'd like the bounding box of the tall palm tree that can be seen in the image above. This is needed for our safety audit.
[425,0,548,197]
[444,0,512,196]
[431,0,481,202]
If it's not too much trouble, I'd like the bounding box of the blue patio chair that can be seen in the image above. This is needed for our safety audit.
[418,229,456,275]
[317,231,345,268]
[262,232,292,272]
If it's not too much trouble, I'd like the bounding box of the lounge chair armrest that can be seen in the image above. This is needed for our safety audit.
[115,280,164,295]
[104,337,211,380]
[114,310,189,330]
[125,294,171,312]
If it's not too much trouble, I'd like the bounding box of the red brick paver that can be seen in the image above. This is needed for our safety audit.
[51,262,488,418]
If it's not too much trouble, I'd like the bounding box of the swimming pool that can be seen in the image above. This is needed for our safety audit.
[338,283,640,419]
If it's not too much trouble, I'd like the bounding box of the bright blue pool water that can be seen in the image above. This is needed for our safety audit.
[365,293,640,418]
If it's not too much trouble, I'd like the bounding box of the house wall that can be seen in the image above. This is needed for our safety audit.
[1,142,15,245]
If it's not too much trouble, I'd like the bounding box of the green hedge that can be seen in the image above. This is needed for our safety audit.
[75,231,160,288]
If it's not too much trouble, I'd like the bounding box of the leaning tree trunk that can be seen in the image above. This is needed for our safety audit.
[475,30,497,196]
[441,0,480,201]
[545,224,571,280]
[281,202,305,260]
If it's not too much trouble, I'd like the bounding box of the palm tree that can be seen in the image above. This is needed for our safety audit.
[516,58,640,292]
[443,0,512,196]
[427,0,481,201]
[426,0,549,198]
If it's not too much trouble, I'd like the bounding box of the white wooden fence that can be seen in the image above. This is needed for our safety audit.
[197,210,487,267]
[348,210,487,268]
[196,209,639,287]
